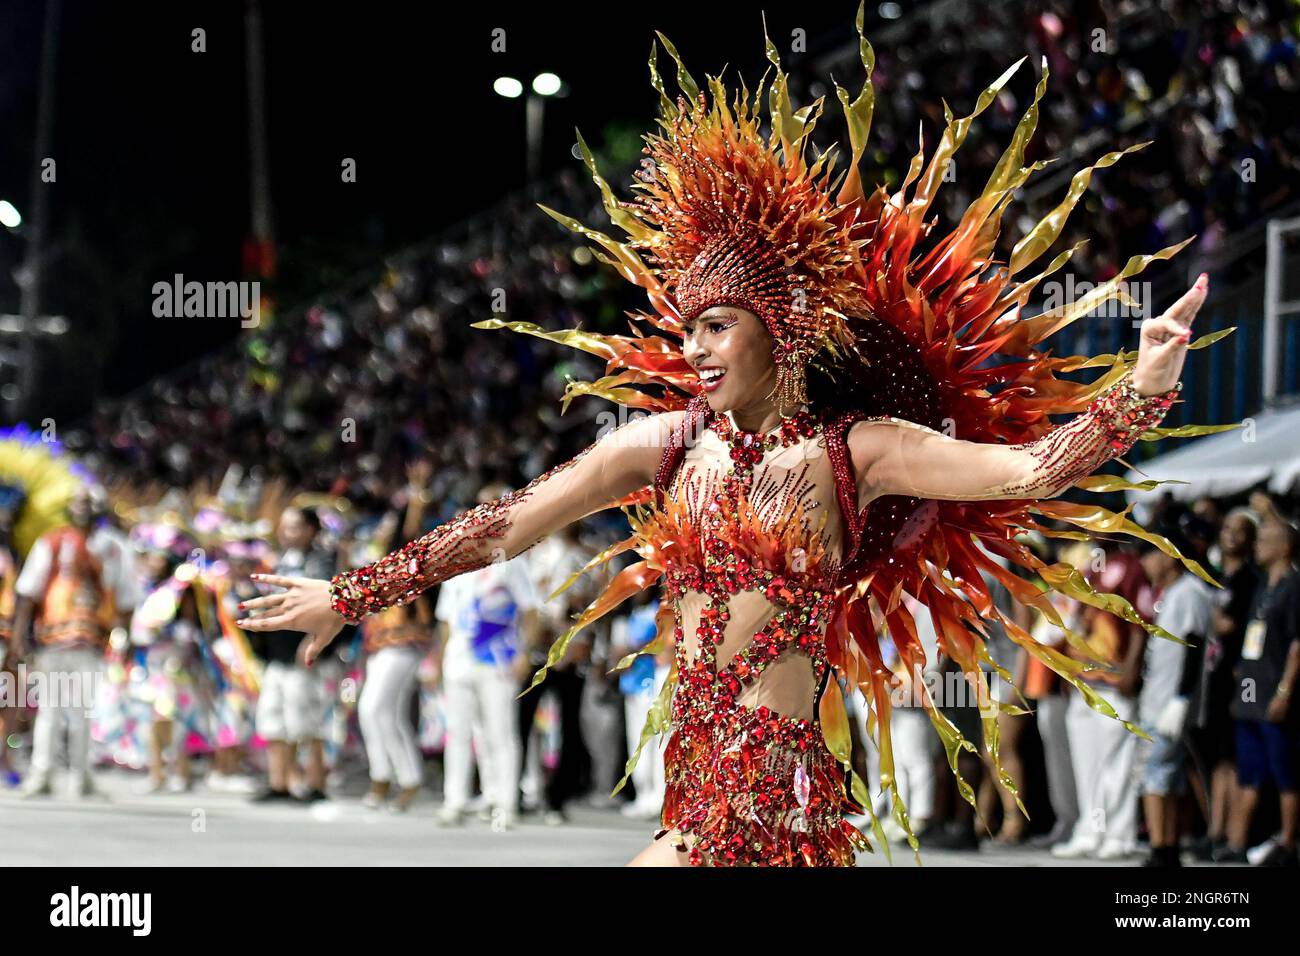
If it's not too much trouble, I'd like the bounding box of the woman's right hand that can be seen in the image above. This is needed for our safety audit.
[237,574,346,666]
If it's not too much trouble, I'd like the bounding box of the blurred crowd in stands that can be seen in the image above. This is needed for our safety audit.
[806,0,1300,287]
[71,0,1299,502]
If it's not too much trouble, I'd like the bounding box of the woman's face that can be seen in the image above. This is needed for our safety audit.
[682,306,778,414]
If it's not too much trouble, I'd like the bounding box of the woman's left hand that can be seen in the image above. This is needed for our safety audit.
[1132,273,1208,396]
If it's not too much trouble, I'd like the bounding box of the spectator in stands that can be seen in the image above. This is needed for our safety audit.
[1224,515,1300,866]
[1136,522,1215,866]
[1196,507,1261,861]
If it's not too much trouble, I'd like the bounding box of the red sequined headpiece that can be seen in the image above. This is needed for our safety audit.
[618,55,873,404]
[673,226,789,335]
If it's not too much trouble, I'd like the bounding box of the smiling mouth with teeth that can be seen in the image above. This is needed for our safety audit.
[698,367,727,391]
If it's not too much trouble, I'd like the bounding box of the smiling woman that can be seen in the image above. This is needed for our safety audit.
[235,8,1227,867]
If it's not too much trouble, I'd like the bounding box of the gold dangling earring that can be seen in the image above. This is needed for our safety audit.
[774,352,808,414]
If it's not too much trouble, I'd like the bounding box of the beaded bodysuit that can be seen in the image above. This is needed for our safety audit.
[328,375,1179,866]
[324,12,1224,866]
[650,406,865,865]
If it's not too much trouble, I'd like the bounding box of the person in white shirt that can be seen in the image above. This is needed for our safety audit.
[9,487,140,798]
[434,484,541,829]
[1138,527,1215,867]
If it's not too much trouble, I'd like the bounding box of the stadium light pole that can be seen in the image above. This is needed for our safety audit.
[494,73,566,185]
[13,0,61,422]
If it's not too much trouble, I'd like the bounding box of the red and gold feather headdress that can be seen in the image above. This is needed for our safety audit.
[620,56,873,405]
[478,4,1231,858]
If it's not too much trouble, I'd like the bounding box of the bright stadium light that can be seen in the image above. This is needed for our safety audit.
[493,76,523,98]
[0,200,20,229]
[532,72,562,96]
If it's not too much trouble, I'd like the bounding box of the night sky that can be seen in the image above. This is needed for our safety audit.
[0,0,866,422]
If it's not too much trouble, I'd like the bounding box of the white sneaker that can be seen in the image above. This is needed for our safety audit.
[1051,836,1100,859]
[519,793,543,814]
[19,776,51,799]
[1247,835,1279,866]
[361,791,386,810]
[1097,840,1137,861]
[166,775,191,794]
[222,774,258,795]
[435,806,464,827]
[67,774,104,800]
[207,773,230,793]
[490,807,517,831]
[134,777,166,795]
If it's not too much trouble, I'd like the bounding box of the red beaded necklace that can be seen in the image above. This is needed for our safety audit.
[709,407,820,471]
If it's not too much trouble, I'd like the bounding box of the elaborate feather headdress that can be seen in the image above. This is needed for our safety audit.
[480,4,1231,858]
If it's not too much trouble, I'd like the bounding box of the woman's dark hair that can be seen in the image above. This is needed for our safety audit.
[806,314,943,430]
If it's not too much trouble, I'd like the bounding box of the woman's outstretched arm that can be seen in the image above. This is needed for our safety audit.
[850,276,1206,504]
[237,410,680,661]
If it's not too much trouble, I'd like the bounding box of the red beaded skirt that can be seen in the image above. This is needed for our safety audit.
[656,693,868,866]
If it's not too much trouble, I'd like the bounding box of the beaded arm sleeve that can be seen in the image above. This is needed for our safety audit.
[327,413,677,624]
[854,369,1182,503]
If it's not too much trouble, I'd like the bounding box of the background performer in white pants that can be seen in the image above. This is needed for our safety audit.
[12,487,139,799]
[359,638,428,807]
[358,467,435,812]
[434,487,540,829]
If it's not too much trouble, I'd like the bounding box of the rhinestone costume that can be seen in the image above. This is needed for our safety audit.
[328,12,1226,865]
[328,375,1177,866]
[647,406,863,865]
[329,450,594,624]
